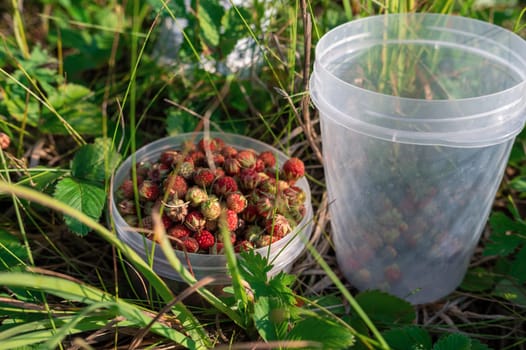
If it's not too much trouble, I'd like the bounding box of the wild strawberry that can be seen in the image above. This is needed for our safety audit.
[177,236,199,253]
[161,214,173,229]
[141,200,156,216]
[214,167,225,179]
[238,168,260,190]
[213,137,226,149]
[187,150,205,166]
[136,160,152,177]
[196,229,215,250]
[265,214,291,238]
[197,137,217,153]
[193,167,215,187]
[140,215,153,230]
[288,204,306,223]
[226,192,247,213]
[164,198,188,222]
[256,234,279,247]
[241,204,259,223]
[138,180,160,201]
[160,150,180,166]
[200,196,221,220]
[255,194,274,217]
[164,174,188,199]
[258,151,276,169]
[168,224,191,239]
[356,268,372,284]
[254,158,265,172]
[0,132,10,150]
[184,211,206,232]
[244,225,264,243]
[259,177,278,195]
[224,157,241,175]
[281,157,305,183]
[205,219,218,232]
[118,179,135,199]
[185,186,208,207]
[213,176,238,196]
[148,162,170,182]
[212,153,225,166]
[384,264,401,283]
[123,214,139,227]
[118,199,136,215]
[236,150,257,169]
[217,230,237,244]
[219,209,238,232]
[235,240,254,252]
[176,161,195,179]
[221,145,238,158]
[283,185,306,206]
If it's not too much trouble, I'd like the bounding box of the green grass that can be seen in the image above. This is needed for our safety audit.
[1,0,526,349]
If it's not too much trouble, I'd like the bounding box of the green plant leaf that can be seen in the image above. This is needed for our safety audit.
[71,138,121,183]
[483,212,525,256]
[198,0,224,47]
[286,314,356,350]
[0,230,28,271]
[493,278,526,307]
[220,6,252,57]
[253,296,289,341]
[460,267,495,292]
[432,333,472,350]
[510,245,526,283]
[53,177,106,236]
[383,326,432,350]
[355,290,415,327]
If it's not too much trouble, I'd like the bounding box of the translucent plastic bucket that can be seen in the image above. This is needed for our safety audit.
[310,13,526,304]
[111,132,313,290]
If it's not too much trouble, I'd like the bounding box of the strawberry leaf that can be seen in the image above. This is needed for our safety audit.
[460,267,495,292]
[253,296,289,341]
[355,290,415,327]
[383,325,432,350]
[0,229,28,271]
[483,212,525,256]
[71,138,121,183]
[53,177,106,236]
[510,245,526,283]
[432,333,472,350]
[286,314,356,349]
[493,278,526,308]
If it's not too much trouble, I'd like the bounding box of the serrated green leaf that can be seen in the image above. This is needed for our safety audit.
[355,290,415,327]
[166,109,200,135]
[253,296,289,341]
[0,230,28,271]
[198,0,224,47]
[433,333,471,350]
[510,245,526,283]
[53,177,106,236]
[71,138,121,183]
[220,7,252,56]
[483,212,525,256]
[383,326,432,350]
[286,315,356,350]
[494,278,526,307]
[460,267,495,292]
[16,168,65,194]
[41,83,102,135]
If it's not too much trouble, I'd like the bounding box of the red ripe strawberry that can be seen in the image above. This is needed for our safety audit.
[196,229,215,250]
[200,197,221,220]
[226,192,248,213]
[164,174,188,199]
[187,150,205,165]
[259,177,278,195]
[236,150,257,169]
[197,138,217,153]
[265,214,291,238]
[219,209,238,232]
[258,151,276,168]
[257,234,279,247]
[118,179,135,199]
[281,157,305,183]
[184,211,206,232]
[283,185,306,206]
[224,157,241,175]
[140,215,153,230]
[213,137,226,149]
[241,204,258,223]
[148,162,170,182]
[213,176,238,196]
[185,186,208,207]
[193,167,215,187]
[138,180,160,201]
[161,214,173,229]
[214,167,225,179]
[178,236,199,253]
[255,194,274,217]
[220,145,238,158]
[254,158,265,172]
[168,224,191,239]
[160,150,180,166]
[238,168,260,190]
[212,153,225,166]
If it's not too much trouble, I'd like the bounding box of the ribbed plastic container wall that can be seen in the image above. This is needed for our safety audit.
[111,132,313,286]
[310,13,526,304]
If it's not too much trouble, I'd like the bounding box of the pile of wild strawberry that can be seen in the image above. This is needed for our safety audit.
[116,136,307,254]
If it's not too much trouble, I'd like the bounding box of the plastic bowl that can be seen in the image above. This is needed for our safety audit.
[111,132,313,287]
